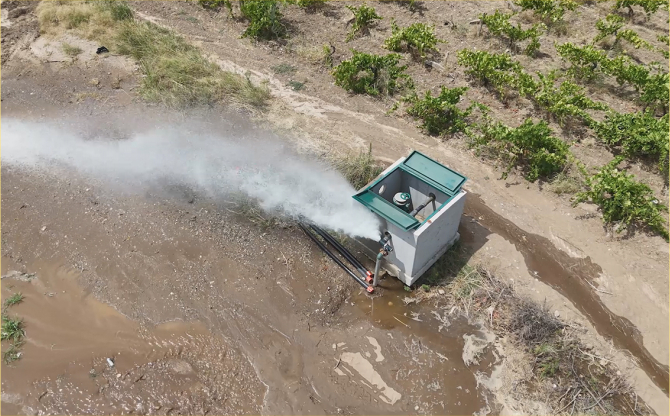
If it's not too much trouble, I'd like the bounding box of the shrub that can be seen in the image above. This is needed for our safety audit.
[532,71,609,124]
[383,21,442,59]
[480,10,546,56]
[404,86,487,136]
[62,43,83,57]
[639,72,669,114]
[457,49,523,97]
[240,0,285,40]
[332,50,412,96]
[513,0,578,22]
[573,157,668,240]
[345,4,382,41]
[614,0,669,15]
[657,34,669,59]
[555,42,608,80]
[199,0,234,16]
[296,0,327,10]
[594,15,652,50]
[591,111,669,173]
[470,118,570,181]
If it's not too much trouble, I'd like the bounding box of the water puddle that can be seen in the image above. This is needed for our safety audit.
[462,192,669,395]
[0,261,263,415]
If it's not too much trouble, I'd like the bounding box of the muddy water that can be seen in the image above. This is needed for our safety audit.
[462,192,670,395]
[0,261,263,415]
[351,277,498,415]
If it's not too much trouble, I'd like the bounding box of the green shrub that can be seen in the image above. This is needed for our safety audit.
[470,118,569,181]
[513,0,578,22]
[404,86,487,136]
[594,15,652,49]
[614,0,669,15]
[332,50,412,96]
[240,0,285,40]
[532,71,609,124]
[296,0,326,10]
[480,10,546,56]
[383,21,442,59]
[639,72,669,114]
[199,0,234,16]
[555,42,608,80]
[345,4,382,41]
[591,111,669,173]
[657,34,669,58]
[573,157,668,240]
[457,49,523,97]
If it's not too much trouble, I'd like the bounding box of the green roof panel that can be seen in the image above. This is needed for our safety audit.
[353,191,420,231]
[402,151,466,195]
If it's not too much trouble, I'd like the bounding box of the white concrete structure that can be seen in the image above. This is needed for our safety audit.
[353,151,467,286]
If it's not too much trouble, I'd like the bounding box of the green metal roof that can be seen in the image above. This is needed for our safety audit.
[352,151,467,231]
[402,151,467,195]
[354,191,420,231]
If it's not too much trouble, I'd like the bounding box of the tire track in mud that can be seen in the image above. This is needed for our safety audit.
[462,192,670,395]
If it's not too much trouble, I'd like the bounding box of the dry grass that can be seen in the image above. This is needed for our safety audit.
[549,171,583,194]
[411,244,653,415]
[37,1,271,109]
[61,42,83,57]
[332,144,385,190]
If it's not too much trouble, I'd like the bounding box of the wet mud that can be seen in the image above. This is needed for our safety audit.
[461,191,670,395]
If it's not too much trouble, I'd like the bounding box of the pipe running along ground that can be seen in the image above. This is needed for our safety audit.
[309,224,373,283]
[299,223,374,293]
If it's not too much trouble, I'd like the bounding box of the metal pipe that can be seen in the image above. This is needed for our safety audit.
[373,251,384,287]
[409,193,436,217]
[299,224,374,293]
[309,225,372,282]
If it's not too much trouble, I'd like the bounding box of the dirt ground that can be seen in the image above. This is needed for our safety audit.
[1,1,668,415]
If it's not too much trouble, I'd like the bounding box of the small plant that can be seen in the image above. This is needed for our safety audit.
[3,293,24,309]
[457,49,523,97]
[272,63,297,74]
[594,15,652,50]
[62,43,83,57]
[332,50,412,96]
[470,118,570,182]
[404,86,487,136]
[531,71,609,125]
[240,0,286,40]
[591,111,669,173]
[199,0,234,17]
[513,0,578,22]
[3,341,23,364]
[480,10,546,56]
[1,314,25,343]
[287,80,305,91]
[555,42,608,80]
[345,4,382,41]
[657,34,669,59]
[383,21,443,59]
[639,72,669,114]
[421,284,431,292]
[333,144,384,190]
[296,0,326,10]
[614,0,669,15]
[549,171,582,194]
[404,285,412,292]
[573,157,668,240]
